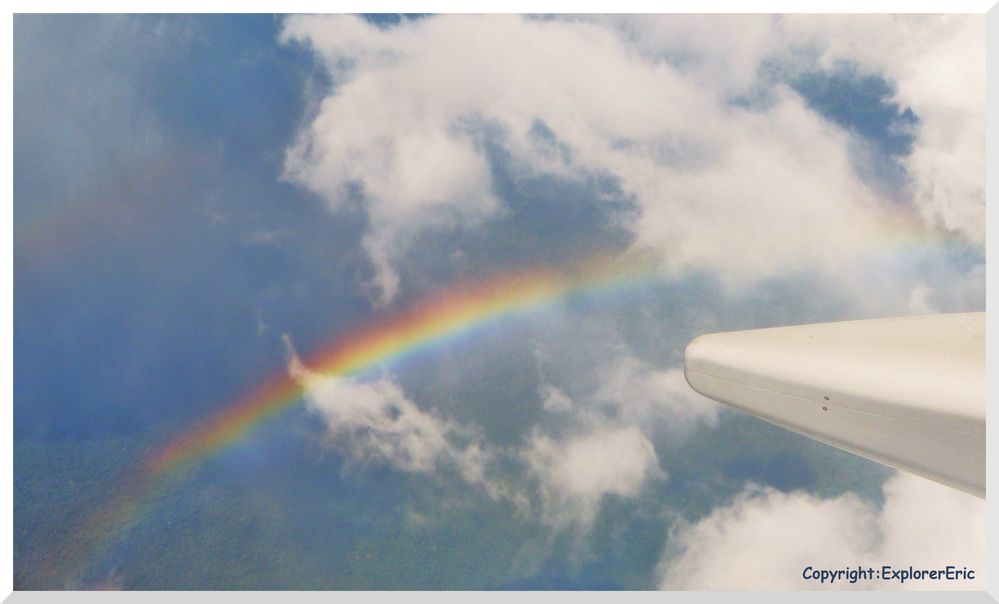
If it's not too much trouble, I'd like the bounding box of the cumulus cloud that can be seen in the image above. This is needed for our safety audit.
[601,14,985,245]
[285,335,696,529]
[592,356,720,436]
[539,384,573,414]
[525,425,663,529]
[279,14,982,306]
[658,472,986,590]
[779,15,985,244]
[588,14,783,95]
[522,353,728,530]
[907,283,935,315]
[285,337,494,491]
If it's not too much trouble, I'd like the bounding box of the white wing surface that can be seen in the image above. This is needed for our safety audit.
[684,313,985,498]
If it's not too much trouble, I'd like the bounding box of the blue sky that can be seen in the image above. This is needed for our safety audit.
[13,14,986,590]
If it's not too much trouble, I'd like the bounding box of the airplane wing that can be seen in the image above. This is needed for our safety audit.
[683,312,985,498]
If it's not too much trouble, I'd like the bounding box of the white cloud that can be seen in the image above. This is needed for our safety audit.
[779,15,986,245]
[302,373,451,472]
[280,14,982,306]
[285,336,681,528]
[539,384,573,414]
[658,472,985,590]
[523,357,721,528]
[601,14,985,247]
[284,336,492,490]
[525,425,662,529]
[593,357,720,436]
[585,15,782,95]
[280,15,508,303]
[907,283,935,315]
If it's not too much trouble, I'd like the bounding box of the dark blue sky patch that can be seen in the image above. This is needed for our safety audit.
[738,57,919,202]
[360,14,431,29]
[723,450,817,492]
[790,62,919,201]
[790,62,918,159]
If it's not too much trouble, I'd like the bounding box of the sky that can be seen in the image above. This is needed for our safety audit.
[13,14,986,590]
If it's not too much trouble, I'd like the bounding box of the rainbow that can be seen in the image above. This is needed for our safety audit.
[146,252,657,475]
[54,251,660,581]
